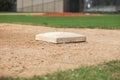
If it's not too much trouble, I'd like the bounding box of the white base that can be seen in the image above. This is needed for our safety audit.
[35,32,86,43]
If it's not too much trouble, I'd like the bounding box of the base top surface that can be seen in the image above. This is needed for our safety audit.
[38,32,85,38]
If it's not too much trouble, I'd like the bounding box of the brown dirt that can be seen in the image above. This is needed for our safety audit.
[34,12,102,16]
[0,23,120,78]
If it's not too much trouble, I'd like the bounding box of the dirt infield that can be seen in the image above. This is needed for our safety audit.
[34,12,102,16]
[0,23,120,78]
[0,12,102,16]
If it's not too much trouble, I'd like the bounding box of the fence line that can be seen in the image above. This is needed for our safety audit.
[17,0,120,13]
[18,0,63,12]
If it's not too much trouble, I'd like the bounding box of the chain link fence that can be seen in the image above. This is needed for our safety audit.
[17,0,64,12]
[3,0,120,13]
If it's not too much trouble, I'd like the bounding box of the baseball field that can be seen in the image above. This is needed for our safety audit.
[0,13,120,80]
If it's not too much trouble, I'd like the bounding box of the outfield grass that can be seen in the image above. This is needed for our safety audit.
[0,14,120,29]
[0,60,120,80]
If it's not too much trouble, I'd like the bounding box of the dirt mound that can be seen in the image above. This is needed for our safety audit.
[34,12,102,16]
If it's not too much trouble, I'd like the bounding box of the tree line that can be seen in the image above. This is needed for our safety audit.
[0,0,16,11]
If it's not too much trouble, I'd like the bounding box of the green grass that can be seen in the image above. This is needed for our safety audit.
[0,14,120,29]
[0,60,120,80]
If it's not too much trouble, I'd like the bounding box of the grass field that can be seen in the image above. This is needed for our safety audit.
[0,14,120,29]
[0,60,120,80]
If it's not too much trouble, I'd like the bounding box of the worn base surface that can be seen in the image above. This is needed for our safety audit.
[35,32,86,43]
